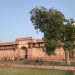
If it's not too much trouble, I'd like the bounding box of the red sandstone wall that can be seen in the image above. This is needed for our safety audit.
[27,47,65,61]
[0,37,65,61]
[0,49,16,60]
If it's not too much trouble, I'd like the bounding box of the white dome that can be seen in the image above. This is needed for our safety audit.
[72,23,75,27]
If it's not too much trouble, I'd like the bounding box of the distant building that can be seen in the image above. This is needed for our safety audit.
[0,37,65,61]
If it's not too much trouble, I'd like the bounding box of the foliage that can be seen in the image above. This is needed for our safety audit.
[30,7,75,58]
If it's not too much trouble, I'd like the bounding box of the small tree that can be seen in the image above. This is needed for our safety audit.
[30,7,75,65]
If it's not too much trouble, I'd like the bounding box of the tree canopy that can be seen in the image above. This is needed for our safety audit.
[30,7,75,65]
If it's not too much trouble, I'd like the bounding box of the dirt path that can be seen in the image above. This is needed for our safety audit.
[0,63,75,71]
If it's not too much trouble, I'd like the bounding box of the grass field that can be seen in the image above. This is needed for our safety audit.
[0,67,73,75]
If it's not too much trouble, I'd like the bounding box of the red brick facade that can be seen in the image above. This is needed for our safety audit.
[0,37,65,61]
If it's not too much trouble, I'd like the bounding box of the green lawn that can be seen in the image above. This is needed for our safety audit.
[0,67,73,75]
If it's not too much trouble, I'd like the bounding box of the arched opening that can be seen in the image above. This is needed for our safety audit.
[20,46,28,59]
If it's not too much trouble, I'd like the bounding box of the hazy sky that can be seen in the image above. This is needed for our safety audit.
[0,0,75,42]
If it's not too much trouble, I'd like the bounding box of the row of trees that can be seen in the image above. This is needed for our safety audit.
[30,7,75,65]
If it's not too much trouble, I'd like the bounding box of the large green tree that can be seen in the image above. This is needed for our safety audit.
[30,7,75,65]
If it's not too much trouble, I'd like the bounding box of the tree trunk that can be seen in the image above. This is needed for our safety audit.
[65,49,70,65]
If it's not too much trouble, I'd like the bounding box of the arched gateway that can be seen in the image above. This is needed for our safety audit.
[20,46,28,60]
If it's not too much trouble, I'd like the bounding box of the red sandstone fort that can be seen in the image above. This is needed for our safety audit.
[0,37,65,61]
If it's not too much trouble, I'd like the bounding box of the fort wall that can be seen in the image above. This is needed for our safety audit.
[0,37,65,61]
